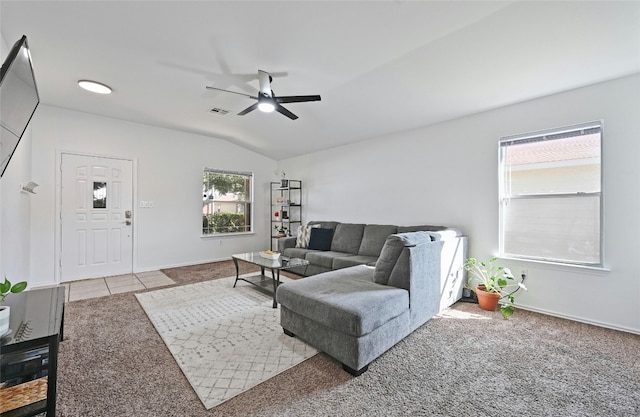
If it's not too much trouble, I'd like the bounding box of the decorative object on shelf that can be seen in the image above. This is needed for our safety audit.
[274,169,288,187]
[259,250,281,260]
[0,277,28,336]
[463,257,527,319]
[274,225,288,237]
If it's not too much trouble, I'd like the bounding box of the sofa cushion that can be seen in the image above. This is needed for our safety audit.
[332,254,379,270]
[305,251,350,269]
[373,237,405,285]
[358,224,398,256]
[331,223,366,254]
[283,247,317,260]
[296,223,321,248]
[276,265,409,337]
[308,228,334,251]
[374,232,434,285]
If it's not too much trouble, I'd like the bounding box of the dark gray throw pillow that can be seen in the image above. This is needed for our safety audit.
[308,228,334,251]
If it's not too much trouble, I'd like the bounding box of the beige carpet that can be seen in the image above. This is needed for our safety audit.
[135,275,318,409]
[54,260,640,416]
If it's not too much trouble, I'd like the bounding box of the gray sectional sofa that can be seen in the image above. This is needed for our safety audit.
[277,230,466,376]
[279,221,453,273]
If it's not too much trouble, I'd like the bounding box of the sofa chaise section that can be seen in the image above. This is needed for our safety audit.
[276,232,444,376]
[278,221,467,310]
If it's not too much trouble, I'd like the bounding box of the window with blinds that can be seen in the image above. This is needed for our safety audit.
[499,121,602,265]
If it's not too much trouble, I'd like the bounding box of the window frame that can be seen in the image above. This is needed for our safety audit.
[498,121,603,267]
[201,168,254,237]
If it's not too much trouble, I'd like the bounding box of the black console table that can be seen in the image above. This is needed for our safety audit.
[0,286,65,417]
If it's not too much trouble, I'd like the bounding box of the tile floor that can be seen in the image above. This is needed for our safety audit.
[62,270,175,302]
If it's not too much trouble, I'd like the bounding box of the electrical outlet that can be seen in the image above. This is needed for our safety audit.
[520,269,528,280]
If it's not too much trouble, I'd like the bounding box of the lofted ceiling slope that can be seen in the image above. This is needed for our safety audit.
[1,1,639,160]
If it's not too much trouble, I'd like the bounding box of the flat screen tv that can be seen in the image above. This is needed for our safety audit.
[0,35,40,178]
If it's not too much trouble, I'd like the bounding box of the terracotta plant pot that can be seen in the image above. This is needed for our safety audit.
[475,285,501,311]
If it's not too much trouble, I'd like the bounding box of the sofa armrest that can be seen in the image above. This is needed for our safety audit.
[429,228,463,241]
[277,236,297,253]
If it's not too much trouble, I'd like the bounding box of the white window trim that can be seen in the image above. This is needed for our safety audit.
[498,121,604,267]
[201,168,254,236]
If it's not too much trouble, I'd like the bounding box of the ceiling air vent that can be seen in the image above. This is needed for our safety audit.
[209,107,230,116]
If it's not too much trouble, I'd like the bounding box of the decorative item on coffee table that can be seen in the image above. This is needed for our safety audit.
[259,250,281,260]
[463,257,527,318]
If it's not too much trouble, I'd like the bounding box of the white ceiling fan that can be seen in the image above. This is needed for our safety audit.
[206,70,321,120]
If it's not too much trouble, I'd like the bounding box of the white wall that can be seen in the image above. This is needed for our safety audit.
[27,105,277,287]
[279,74,640,334]
[0,32,33,285]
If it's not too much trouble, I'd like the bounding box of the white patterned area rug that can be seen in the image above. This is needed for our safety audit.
[135,275,318,409]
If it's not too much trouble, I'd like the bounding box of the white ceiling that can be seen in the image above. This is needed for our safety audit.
[1,1,639,160]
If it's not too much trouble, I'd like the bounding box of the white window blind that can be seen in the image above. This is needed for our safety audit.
[499,122,602,265]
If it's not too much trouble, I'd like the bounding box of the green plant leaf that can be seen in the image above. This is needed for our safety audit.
[0,278,10,294]
[11,281,27,294]
[500,305,514,319]
[497,278,508,288]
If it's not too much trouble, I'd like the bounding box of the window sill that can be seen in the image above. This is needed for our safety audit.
[498,256,610,275]
[201,232,255,239]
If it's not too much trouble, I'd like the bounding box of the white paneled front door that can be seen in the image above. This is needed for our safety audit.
[60,153,133,282]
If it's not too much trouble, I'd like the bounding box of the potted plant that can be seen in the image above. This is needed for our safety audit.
[463,257,527,319]
[274,225,288,237]
[0,277,28,336]
[274,169,288,188]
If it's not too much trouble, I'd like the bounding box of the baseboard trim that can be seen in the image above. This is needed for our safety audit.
[134,257,232,274]
[516,304,639,335]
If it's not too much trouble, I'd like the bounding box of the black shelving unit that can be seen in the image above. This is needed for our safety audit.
[270,180,302,250]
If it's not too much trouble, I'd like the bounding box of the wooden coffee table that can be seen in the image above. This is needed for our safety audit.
[232,252,309,308]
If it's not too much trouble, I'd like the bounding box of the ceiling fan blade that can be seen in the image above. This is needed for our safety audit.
[238,102,259,116]
[276,95,321,104]
[275,103,298,120]
[258,70,272,97]
[206,86,257,100]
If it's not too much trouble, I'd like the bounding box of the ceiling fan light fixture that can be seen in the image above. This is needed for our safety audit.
[258,101,275,113]
[78,80,112,94]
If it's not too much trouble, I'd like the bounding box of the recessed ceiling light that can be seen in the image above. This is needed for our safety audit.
[78,80,112,94]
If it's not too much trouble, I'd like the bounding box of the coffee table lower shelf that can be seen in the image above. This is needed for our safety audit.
[232,252,309,308]
[236,274,280,296]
